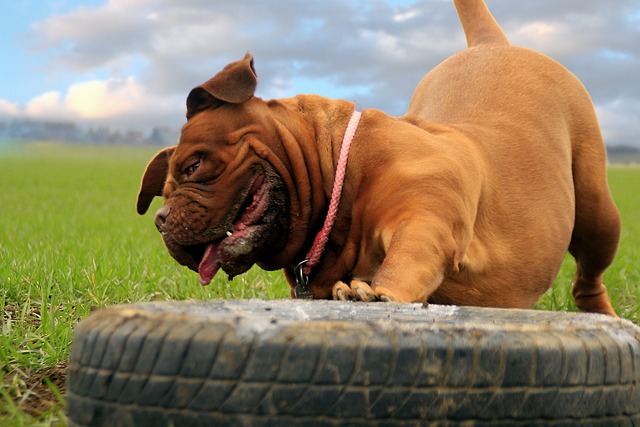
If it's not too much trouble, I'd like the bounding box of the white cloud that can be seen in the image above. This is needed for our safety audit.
[0,99,20,116]
[66,78,143,119]
[12,77,184,130]
[30,0,158,71]
[394,9,420,23]
[516,21,557,43]
[24,91,67,119]
[14,73,176,127]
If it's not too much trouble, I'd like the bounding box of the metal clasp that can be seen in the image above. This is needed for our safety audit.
[293,259,313,299]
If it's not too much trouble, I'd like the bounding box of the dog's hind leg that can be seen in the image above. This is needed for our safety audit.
[568,126,621,316]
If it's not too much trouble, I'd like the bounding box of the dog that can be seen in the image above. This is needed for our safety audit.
[137,0,621,315]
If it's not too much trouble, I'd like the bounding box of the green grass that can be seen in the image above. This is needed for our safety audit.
[0,141,638,425]
[534,166,640,320]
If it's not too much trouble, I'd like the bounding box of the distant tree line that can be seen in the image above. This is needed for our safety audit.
[0,119,179,146]
[1,118,638,163]
[606,145,640,165]
[606,145,640,155]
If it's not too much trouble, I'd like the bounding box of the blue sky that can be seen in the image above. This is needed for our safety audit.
[1,0,639,146]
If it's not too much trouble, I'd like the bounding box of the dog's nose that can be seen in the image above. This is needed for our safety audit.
[155,206,171,232]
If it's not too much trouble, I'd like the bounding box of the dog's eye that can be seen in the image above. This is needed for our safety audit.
[184,161,201,177]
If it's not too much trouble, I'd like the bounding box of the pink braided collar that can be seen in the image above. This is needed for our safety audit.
[294,108,362,298]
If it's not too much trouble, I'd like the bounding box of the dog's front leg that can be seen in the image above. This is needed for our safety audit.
[333,218,460,303]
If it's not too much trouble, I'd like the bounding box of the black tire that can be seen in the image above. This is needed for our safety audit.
[67,299,640,426]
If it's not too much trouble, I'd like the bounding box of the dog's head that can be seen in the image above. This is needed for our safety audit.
[137,53,306,285]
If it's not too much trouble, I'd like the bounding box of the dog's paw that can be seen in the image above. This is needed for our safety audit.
[332,280,396,302]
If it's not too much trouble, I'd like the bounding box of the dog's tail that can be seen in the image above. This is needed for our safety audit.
[453,0,510,47]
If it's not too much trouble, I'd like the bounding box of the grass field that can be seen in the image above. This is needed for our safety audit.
[1,141,639,425]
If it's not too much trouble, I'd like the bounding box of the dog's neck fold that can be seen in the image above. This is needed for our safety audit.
[250,110,320,271]
[266,96,360,292]
[294,107,361,297]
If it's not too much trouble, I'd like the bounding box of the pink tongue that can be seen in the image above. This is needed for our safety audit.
[198,243,220,286]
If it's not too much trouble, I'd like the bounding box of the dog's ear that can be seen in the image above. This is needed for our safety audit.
[137,146,176,215]
[186,52,257,119]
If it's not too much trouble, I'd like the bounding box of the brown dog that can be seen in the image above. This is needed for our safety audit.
[137,0,621,315]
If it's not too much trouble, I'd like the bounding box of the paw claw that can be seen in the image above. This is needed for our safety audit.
[355,287,375,302]
[380,294,394,303]
[332,281,354,301]
[337,289,350,301]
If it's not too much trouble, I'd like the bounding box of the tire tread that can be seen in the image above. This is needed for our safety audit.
[67,300,640,426]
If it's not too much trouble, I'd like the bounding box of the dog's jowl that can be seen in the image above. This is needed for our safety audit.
[138,0,621,315]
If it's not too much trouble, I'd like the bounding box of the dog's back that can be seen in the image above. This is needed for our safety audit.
[406,0,621,314]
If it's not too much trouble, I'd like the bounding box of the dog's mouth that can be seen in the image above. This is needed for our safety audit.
[197,173,272,284]
[174,171,288,285]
